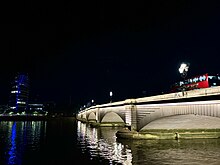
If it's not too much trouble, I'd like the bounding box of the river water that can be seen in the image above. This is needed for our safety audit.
[0,117,220,165]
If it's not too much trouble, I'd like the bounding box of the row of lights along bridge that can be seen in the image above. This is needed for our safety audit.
[79,62,190,111]
[79,91,113,111]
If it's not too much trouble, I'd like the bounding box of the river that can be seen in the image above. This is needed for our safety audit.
[0,117,220,165]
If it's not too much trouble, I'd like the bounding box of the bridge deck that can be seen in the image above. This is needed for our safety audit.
[81,86,220,111]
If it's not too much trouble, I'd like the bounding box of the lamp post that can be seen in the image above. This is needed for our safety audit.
[178,62,190,95]
[109,91,113,103]
[91,99,94,106]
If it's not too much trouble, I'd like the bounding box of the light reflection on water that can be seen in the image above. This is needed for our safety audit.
[77,121,220,165]
[0,121,47,165]
[77,121,132,164]
[117,138,220,165]
[1,119,220,165]
[8,122,18,165]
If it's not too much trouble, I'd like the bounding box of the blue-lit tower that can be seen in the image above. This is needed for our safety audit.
[9,73,30,113]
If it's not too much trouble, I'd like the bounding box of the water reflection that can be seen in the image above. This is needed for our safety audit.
[77,121,220,165]
[77,121,132,164]
[117,137,220,165]
[1,119,220,165]
[8,122,19,165]
[0,121,47,165]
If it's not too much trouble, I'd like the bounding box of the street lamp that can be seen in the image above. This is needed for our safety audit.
[91,99,94,106]
[178,62,190,95]
[179,62,190,79]
[109,91,113,103]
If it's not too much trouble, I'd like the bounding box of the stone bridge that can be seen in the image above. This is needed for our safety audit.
[77,86,220,132]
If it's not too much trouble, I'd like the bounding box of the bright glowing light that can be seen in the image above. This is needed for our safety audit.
[110,91,113,97]
[17,101,26,104]
[179,63,189,74]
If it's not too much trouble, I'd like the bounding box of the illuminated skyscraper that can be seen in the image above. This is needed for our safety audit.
[9,73,29,112]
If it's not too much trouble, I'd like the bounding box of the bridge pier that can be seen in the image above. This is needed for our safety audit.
[127,104,138,131]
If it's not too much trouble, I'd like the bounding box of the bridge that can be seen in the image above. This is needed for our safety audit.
[77,86,220,137]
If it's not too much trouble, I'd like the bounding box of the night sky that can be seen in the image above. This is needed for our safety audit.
[1,1,220,109]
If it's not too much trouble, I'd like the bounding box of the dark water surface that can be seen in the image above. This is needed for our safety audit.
[0,118,220,165]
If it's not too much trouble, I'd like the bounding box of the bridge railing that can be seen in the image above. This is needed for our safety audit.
[78,86,220,115]
[136,86,220,103]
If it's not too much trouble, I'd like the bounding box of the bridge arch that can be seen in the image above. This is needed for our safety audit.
[140,114,220,131]
[137,101,220,131]
[87,112,96,122]
[101,111,124,123]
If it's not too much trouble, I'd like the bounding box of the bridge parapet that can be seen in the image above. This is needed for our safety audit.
[136,86,220,104]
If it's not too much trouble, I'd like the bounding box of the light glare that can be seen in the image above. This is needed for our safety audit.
[179,63,189,74]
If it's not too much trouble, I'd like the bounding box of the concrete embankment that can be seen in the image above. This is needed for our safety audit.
[116,115,220,140]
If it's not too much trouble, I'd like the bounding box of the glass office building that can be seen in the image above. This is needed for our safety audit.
[9,73,30,113]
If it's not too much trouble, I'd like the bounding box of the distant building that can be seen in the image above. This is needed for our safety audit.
[29,103,44,111]
[9,73,29,112]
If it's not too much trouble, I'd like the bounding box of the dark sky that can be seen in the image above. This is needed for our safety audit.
[1,1,220,107]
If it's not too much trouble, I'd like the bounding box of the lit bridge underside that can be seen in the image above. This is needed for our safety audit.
[77,86,220,132]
